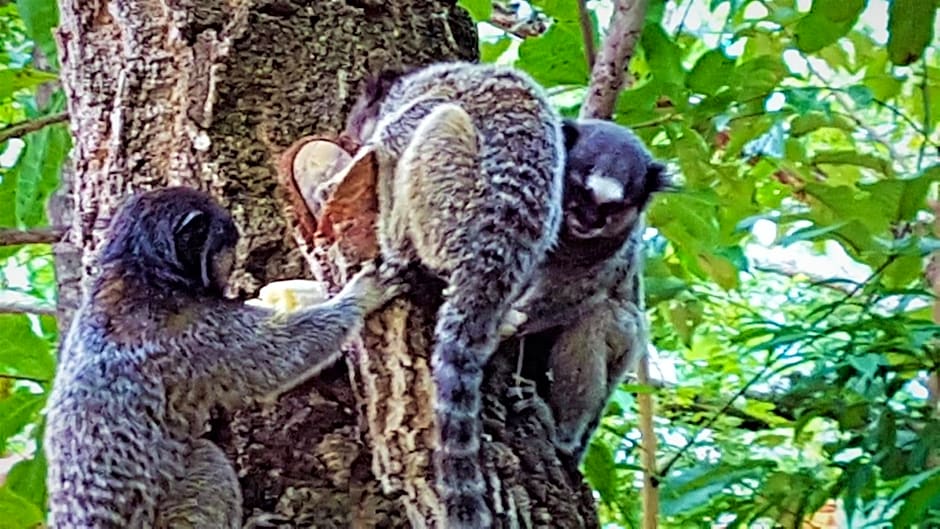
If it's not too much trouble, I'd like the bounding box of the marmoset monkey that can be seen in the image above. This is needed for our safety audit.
[44,187,401,528]
[334,62,566,528]
[506,119,667,459]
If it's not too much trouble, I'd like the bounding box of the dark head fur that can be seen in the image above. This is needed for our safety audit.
[97,187,238,298]
[344,67,417,143]
[561,119,668,242]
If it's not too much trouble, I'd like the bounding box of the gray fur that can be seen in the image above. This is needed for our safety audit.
[347,62,565,528]
[507,119,666,459]
[44,187,397,528]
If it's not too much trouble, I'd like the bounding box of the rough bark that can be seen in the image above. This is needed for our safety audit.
[55,0,598,526]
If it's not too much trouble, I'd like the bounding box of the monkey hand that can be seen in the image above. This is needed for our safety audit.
[343,260,409,314]
[246,279,331,312]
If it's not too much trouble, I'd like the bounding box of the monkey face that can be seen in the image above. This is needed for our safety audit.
[562,119,667,241]
[99,187,239,297]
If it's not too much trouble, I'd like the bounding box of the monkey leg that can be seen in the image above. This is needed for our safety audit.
[155,439,242,529]
[548,299,642,457]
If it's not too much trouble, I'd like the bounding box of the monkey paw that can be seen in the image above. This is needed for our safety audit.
[499,308,528,339]
[347,260,408,313]
[243,510,290,529]
[246,280,331,312]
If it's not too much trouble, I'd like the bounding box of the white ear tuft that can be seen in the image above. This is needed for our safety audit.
[177,210,205,233]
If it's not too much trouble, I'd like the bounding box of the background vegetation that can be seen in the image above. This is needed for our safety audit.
[0,0,938,527]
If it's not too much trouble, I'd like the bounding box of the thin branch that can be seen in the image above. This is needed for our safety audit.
[576,0,596,70]
[489,3,549,39]
[918,54,932,172]
[0,372,51,384]
[673,0,696,37]
[580,0,650,119]
[0,298,56,315]
[0,112,70,144]
[0,227,64,246]
[637,355,659,529]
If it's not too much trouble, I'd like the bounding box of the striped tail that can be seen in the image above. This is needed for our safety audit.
[431,289,504,529]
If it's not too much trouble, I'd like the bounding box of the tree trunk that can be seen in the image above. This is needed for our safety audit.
[55,0,599,527]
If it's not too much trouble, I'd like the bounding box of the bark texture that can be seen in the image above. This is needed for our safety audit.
[55,0,598,526]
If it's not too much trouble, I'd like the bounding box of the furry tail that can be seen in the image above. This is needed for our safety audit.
[432,282,508,529]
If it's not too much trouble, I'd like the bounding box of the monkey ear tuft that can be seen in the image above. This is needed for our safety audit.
[562,120,580,150]
[173,209,213,288]
[645,161,672,195]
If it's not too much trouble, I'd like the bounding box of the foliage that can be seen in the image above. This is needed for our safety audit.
[1,0,939,526]
[465,0,940,526]
[0,0,63,525]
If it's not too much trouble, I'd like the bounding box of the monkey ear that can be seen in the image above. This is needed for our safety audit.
[562,120,580,150]
[645,161,671,195]
[173,210,213,288]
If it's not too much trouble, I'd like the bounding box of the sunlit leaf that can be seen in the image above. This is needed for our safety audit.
[0,67,57,99]
[12,121,69,227]
[581,438,618,505]
[480,37,510,63]
[892,473,940,528]
[887,0,937,66]
[5,447,47,510]
[0,486,44,528]
[458,0,491,22]
[517,23,589,87]
[687,49,735,96]
[15,0,59,68]
[0,388,45,453]
[794,0,865,53]
[0,314,55,382]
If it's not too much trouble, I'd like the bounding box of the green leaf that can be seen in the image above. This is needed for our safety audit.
[530,0,581,21]
[12,122,70,227]
[687,50,735,96]
[731,56,787,100]
[0,389,46,452]
[779,222,850,246]
[897,165,940,221]
[812,150,893,177]
[582,438,618,504]
[661,463,765,516]
[458,0,492,22]
[640,23,685,87]
[480,37,510,63]
[887,0,937,66]
[794,0,865,53]
[5,449,47,510]
[697,252,740,290]
[892,473,940,527]
[789,112,855,136]
[0,68,57,99]
[517,23,590,87]
[0,314,55,382]
[15,0,60,68]
[0,486,44,529]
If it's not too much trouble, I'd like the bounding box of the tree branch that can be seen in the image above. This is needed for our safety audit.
[579,0,650,119]
[0,298,56,316]
[637,355,659,529]
[576,0,596,70]
[0,372,51,384]
[0,227,64,246]
[0,112,70,144]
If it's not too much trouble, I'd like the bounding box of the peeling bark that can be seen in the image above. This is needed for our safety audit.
[56,0,598,526]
